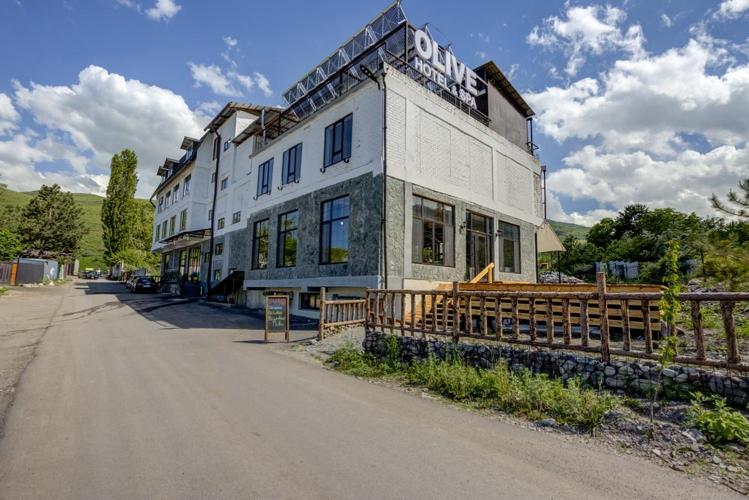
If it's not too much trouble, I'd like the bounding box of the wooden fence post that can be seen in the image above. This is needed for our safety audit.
[318,287,326,340]
[596,272,610,362]
[722,301,740,365]
[452,281,460,343]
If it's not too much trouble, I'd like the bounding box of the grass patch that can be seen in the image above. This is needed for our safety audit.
[327,339,620,431]
[0,286,7,296]
[688,393,749,447]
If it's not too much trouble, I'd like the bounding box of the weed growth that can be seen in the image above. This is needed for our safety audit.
[687,393,749,447]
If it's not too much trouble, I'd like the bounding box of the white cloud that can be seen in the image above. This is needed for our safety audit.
[714,0,749,20]
[145,0,180,21]
[229,71,255,92]
[660,13,673,28]
[223,36,238,49]
[0,93,20,135]
[527,4,645,76]
[188,63,239,96]
[253,72,273,97]
[475,50,487,61]
[7,65,206,196]
[528,30,749,223]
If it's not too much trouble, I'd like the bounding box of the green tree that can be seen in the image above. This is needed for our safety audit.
[587,217,616,249]
[19,184,87,256]
[101,149,139,259]
[0,228,22,261]
[711,178,748,219]
[131,200,156,252]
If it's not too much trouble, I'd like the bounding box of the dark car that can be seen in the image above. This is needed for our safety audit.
[132,276,158,293]
[82,270,98,279]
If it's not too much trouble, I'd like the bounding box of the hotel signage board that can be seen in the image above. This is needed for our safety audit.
[264,295,290,343]
[412,29,481,109]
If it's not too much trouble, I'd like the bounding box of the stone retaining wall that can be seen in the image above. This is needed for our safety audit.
[363,331,749,405]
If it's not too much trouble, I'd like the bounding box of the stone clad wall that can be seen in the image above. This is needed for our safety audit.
[363,331,749,406]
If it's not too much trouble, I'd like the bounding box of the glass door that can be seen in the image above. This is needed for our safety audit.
[466,212,492,280]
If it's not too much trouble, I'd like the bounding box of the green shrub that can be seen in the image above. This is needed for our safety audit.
[328,341,620,430]
[687,393,749,446]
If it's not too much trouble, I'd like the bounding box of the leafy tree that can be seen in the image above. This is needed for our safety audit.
[558,235,599,276]
[110,248,160,274]
[101,149,139,259]
[0,228,22,261]
[711,178,748,219]
[613,204,649,239]
[19,184,87,256]
[131,200,156,252]
[586,217,616,249]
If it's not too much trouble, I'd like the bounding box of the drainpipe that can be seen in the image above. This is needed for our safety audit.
[206,131,221,294]
[381,68,389,290]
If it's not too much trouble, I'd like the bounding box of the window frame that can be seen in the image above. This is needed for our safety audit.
[323,114,353,168]
[214,242,224,256]
[256,158,274,197]
[217,217,225,230]
[411,195,455,267]
[179,209,187,231]
[169,215,176,236]
[282,143,303,184]
[232,211,241,224]
[498,221,522,274]
[173,184,179,203]
[277,210,299,268]
[220,177,228,191]
[320,195,350,264]
[183,174,191,196]
[251,219,270,270]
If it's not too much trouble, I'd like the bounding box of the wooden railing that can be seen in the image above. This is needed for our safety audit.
[365,273,749,371]
[469,262,495,284]
[318,287,367,340]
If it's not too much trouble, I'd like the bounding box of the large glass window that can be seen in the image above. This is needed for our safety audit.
[323,114,352,167]
[498,222,521,273]
[257,159,273,197]
[282,143,303,184]
[277,210,299,267]
[412,195,454,266]
[252,219,270,269]
[320,196,349,264]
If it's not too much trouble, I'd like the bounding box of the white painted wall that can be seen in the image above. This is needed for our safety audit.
[385,66,543,227]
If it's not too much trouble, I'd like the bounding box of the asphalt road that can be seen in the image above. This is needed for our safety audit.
[0,280,738,499]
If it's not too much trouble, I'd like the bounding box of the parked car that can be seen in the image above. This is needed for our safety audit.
[125,276,138,290]
[82,269,98,279]
[132,276,158,293]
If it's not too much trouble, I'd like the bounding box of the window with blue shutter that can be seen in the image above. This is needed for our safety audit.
[256,159,273,197]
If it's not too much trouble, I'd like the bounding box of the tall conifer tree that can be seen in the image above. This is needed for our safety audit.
[101,149,139,259]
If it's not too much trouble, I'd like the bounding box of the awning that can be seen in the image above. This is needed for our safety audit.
[537,221,565,253]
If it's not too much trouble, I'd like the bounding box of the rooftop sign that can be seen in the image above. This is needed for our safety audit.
[412,29,480,109]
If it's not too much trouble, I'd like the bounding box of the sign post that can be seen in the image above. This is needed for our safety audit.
[264,295,290,343]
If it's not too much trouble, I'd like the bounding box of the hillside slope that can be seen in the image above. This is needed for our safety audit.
[548,220,589,241]
[0,187,151,269]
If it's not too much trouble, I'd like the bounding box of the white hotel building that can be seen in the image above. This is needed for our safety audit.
[151,3,544,316]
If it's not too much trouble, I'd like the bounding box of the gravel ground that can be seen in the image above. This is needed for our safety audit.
[298,329,749,495]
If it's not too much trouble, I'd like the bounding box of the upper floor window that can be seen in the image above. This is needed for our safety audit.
[172,184,179,203]
[158,197,164,213]
[162,220,167,237]
[217,217,225,230]
[183,175,191,196]
[320,195,349,264]
[412,195,454,266]
[252,219,270,269]
[232,211,242,224]
[179,209,187,231]
[208,209,213,221]
[165,193,171,208]
[211,171,216,184]
[169,215,176,236]
[498,222,521,274]
[282,143,303,184]
[223,140,231,151]
[220,177,228,190]
[323,114,352,167]
[215,242,224,256]
[256,159,273,197]
[154,224,160,242]
[278,210,299,267]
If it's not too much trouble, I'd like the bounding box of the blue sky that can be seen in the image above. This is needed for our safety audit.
[1,0,748,225]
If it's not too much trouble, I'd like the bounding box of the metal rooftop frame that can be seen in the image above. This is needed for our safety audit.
[282,2,406,107]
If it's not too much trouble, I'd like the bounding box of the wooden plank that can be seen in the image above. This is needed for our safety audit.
[722,301,740,364]
[529,298,537,342]
[643,300,653,354]
[562,298,571,345]
[622,299,631,352]
[691,301,705,361]
[597,273,610,362]
[546,298,554,345]
[580,299,589,347]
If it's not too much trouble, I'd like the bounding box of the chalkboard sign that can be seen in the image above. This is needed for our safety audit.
[264,295,290,342]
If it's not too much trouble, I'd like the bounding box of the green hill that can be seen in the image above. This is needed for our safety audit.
[548,220,589,241]
[0,187,151,269]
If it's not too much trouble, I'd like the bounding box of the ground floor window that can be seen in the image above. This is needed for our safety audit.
[278,210,299,267]
[188,247,201,282]
[320,196,349,264]
[412,195,454,266]
[300,292,320,310]
[498,221,521,273]
[213,268,222,281]
[252,219,270,269]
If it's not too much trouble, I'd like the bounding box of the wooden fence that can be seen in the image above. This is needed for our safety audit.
[318,287,367,339]
[366,273,749,372]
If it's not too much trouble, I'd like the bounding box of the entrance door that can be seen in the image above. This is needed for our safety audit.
[466,212,492,280]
